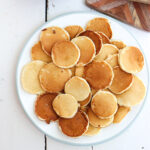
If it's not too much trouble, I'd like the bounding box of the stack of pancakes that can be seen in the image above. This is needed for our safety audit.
[21,18,146,137]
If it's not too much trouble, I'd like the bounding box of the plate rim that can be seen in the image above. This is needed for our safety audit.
[16,11,149,146]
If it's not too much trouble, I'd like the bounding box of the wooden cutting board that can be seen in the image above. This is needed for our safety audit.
[86,0,150,31]
[129,0,150,4]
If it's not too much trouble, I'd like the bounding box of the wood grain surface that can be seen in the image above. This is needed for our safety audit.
[86,0,150,31]
[129,0,150,4]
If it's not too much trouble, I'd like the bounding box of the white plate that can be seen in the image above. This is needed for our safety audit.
[16,12,149,146]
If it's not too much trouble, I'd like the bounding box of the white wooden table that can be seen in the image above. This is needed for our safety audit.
[1,0,150,149]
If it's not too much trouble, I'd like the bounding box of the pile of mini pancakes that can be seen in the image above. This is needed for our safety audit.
[21,17,146,137]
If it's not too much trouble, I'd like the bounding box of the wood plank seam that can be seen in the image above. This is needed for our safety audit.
[44,134,47,150]
[45,0,48,22]
[44,0,48,150]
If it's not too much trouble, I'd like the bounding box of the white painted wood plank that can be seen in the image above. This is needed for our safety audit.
[94,24,150,150]
[94,93,150,150]
[93,104,150,150]
[0,0,45,150]
[47,0,93,19]
[47,0,150,149]
[47,137,92,150]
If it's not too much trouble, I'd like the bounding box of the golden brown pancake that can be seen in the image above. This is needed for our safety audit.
[35,93,58,124]
[51,41,80,68]
[113,106,130,123]
[87,107,114,127]
[79,92,92,107]
[65,25,83,39]
[59,111,89,137]
[31,41,52,63]
[39,63,72,93]
[52,94,78,118]
[84,61,114,90]
[111,40,126,49]
[105,54,119,68]
[40,26,70,55]
[75,66,85,77]
[86,18,112,39]
[72,36,96,66]
[65,76,91,101]
[94,44,119,62]
[117,76,146,107]
[84,124,101,136]
[21,61,46,94]
[119,46,144,73]
[91,91,118,119]
[78,30,102,55]
[96,31,110,44]
[109,66,133,94]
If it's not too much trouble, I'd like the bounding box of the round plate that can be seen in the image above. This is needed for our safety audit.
[16,12,149,146]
